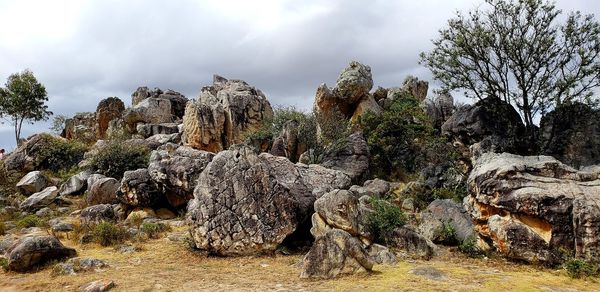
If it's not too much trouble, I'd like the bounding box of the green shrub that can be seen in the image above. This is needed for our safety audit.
[34,134,87,172]
[140,222,171,239]
[563,258,599,279]
[440,221,459,245]
[360,95,457,181]
[16,214,46,228]
[459,236,486,258]
[0,257,8,271]
[366,197,407,244]
[91,221,128,246]
[89,142,150,179]
[0,221,5,235]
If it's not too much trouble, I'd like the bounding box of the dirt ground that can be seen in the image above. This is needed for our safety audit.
[1,227,599,292]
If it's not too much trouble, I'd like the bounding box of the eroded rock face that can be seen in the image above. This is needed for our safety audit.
[96,97,125,139]
[466,152,600,263]
[442,97,526,155]
[387,226,437,259]
[4,235,77,272]
[4,134,59,172]
[137,123,179,138]
[63,112,96,142]
[321,132,370,183]
[269,120,307,163]
[116,169,161,207]
[401,76,429,101]
[123,97,173,131]
[312,190,371,241]
[418,199,476,244]
[300,229,374,279]
[187,146,350,256]
[333,61,373,106]
[148,144,214,208]
[182,75,273,152]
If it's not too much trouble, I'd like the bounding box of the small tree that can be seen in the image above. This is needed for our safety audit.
[421,0,600,130]
[0,70,52,145]
[50,114,67,135]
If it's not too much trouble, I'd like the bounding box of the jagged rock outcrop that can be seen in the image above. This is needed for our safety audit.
[63,112,96,142]
[86,178,119,206]
[321,132,370,183]
[187,145,351,256]
[539,103,600,168]
[20,186,59,212]
[311,190,371,242]
[466,152,600,263]
[3,235,77,272]
[123,97,173,131]
[269,120,307,163]
[426,92,454,129]
[4,134,62,172]
[137,123,180,138]
[333,61,374,106]
[148,143,214,208]
[58,171,91,197]
[96,97,125,139]
[442,97,526,157]
[348,179,390,198]
[300,229,374,279]
[131,87,188,118]
[182,75,273,152]
[418,199,476,244]
[116,169,161,207]
[16,171,48,195]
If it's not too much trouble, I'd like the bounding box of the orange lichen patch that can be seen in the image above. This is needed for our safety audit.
[474,200,509,220]
[512,213,553,244]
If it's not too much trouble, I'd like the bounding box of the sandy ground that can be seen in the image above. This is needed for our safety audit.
[1,228,599,292]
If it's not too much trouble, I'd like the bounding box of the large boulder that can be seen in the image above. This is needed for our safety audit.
[401,76,429,101]
[466,152,600,263]
[539,103,600,168]
[136,123,180,138]
[333,61,373,106]
[312,190,370,241]
[418,199,476,244]
[186,146,351,256]
[95,97,125,139]
[148,144,214,208]
[116,169,162,207]
[321,132,370,183]
[4,134,61,172]
[80,204,116,224]
[387,226,437,259]
[182,75,273,152]
[123,97,173,131]
[300,229,374,279]
[86,178,119,206]
[131,87,188,118]
[3,235,76,272]
[63,112,96,143]
[19,186,59,212]
[16,171,48,195]
[442,97,526,155]
[58,171,91,197]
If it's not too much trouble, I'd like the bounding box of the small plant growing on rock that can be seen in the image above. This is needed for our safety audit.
[91,221,128,246]
[458,236,486,258]
[440,221,459,245]
[366,197,407,244]
[140,222,171,239]
[563,258,599,279]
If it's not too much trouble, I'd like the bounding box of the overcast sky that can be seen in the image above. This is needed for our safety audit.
[1,0,599,151]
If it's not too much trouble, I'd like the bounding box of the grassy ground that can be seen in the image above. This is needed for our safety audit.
[1,227,599,292]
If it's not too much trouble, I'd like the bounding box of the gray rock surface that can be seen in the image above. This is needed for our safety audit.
[387,226,437,259]
[20,186,59,211]
[16,171,48,195]
[80,204,116,224]
[86,177,119,206]
[418,199,476,244]
[321,132,370,183]
[116,169,161,207]
[3,235,77,272]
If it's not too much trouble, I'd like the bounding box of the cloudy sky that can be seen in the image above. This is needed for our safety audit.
[1,0,599,151]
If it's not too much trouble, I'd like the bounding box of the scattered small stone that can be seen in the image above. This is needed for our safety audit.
[53,257,109,275]
[79,280,115,292]
[114,244,140,254]
[35,207,54,217]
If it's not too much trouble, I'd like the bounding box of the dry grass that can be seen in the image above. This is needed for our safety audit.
[1,227,599,291]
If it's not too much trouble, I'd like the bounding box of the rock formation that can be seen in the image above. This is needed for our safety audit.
[320,132,370,183]
[3,235,77,272]
[466,152,600,263]
[63,112,96,142]
[186,145,351,256]
[116,169,162,207]
[182,75,273,152]
[95,97,125,139]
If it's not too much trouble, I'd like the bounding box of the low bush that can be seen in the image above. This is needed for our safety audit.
[563,258,599,279]
[0,257,8,271]
[366,197,407,244]
[440,221,459,245]
[89,142,150,180]
[34,134,87,173]
[140,222,171,239]
[16,214,46,229]
[91,221,129,246]
[458,236,486,258]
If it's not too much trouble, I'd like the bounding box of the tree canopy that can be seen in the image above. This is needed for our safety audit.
[420,0,600,128]
[0,69,52,145]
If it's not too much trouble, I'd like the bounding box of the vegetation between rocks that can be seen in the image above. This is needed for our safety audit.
[89,142,150,180]
[366,197,407,244]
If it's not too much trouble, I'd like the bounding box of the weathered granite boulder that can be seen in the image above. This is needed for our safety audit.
[539,103,600,168]
[3,235,76,272]
[116,169,162,207]
[20,186,59,211]
[442,97,526,155]
[4,134,62,172]
[136,123,180,138]
[96,97,125,139]
[387,226,437,259]
[182,75,273,152]
[333,61,373,106]
[16,171,48,195]
[312,190,370,241]
[300,229,374,279]
[426,92,454,129]
[80,204,116,224]
[132,87,188,118]
[63,112,96,142]
[321,132,370,183]
[349,179,390,198]
[52,257,108,276]
[401,76,429,101]
[187,146,351,256]
[59,171,92,196]
[86,178,119,206]
[148,143,214,208]
[466,152,600,263]
[145,133,181,145]
[123,97,173,131]
[418,199,476,244]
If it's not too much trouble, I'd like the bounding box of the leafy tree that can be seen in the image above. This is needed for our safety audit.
[0,70,52,145]
[420,0,600,130]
